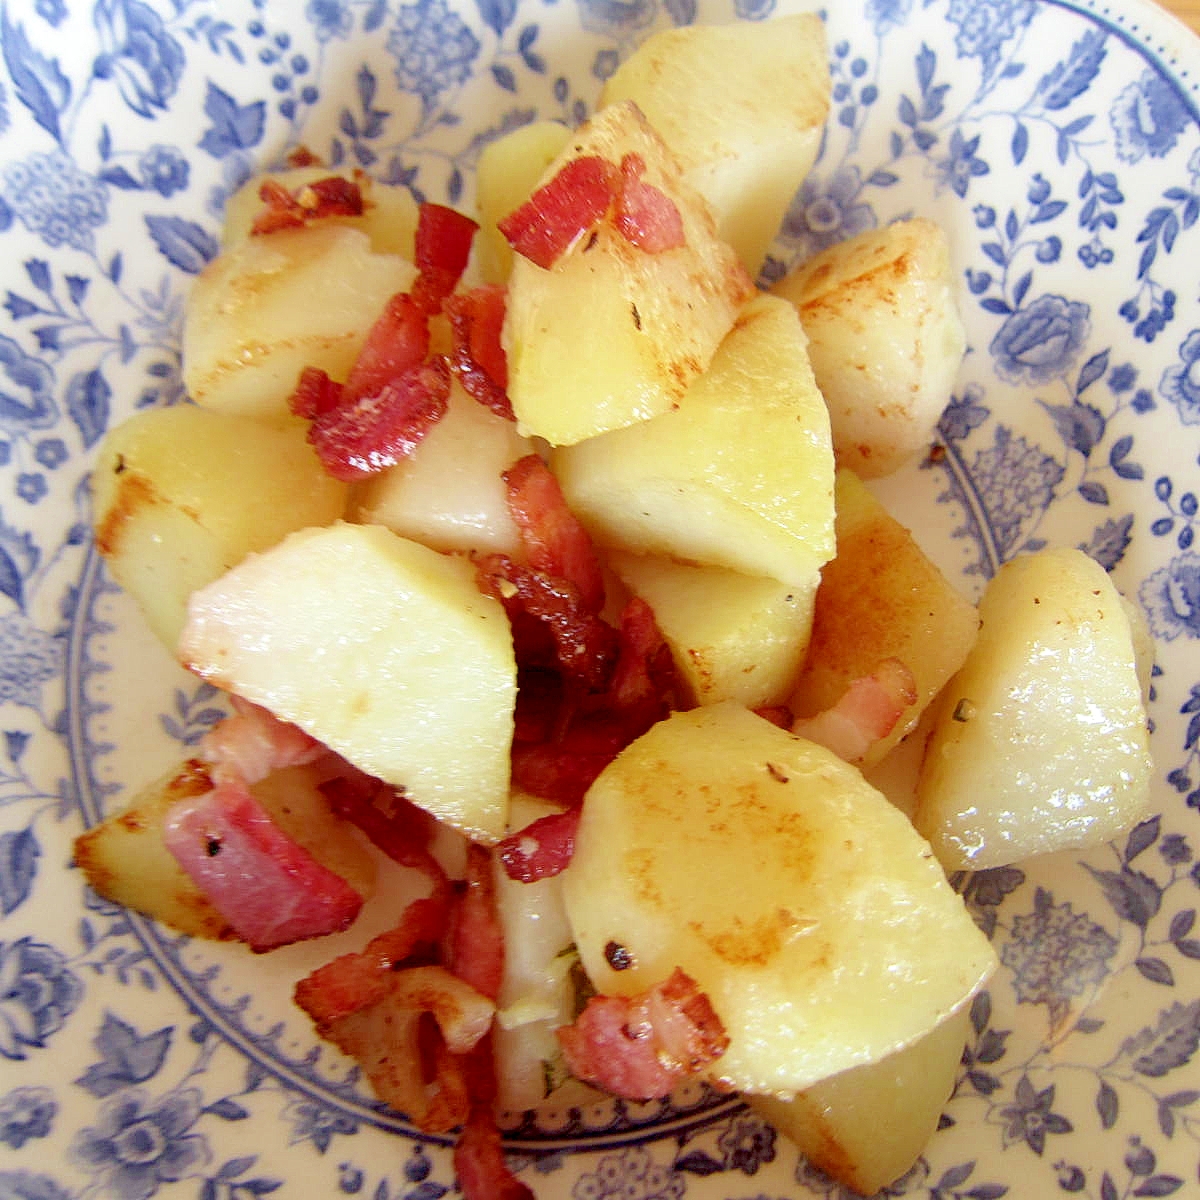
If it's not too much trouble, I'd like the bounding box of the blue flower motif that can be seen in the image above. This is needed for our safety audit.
[387,0,480,105]
[990,294,1090,386]
[572,1145,684,1199]
[1160,330,1200,426]
[0,1086,56,1148]
[282,1095,358,1153]
[15,472,46,504]
[935,127,990,198]
[1140,551,1200,641]
[576,0,658,38]
[0,612,63,705]
[867,0,911,35]
[93,0,185,119]
[947,0,1034,71]
[2,151,108,251]
[1110,69,1189,164]
[34,437,67,469]
[717,1112,776,1173]
[35,0,67,25]
[137,145,188,198]
[0,938,83,1060]
[0,337,56,432]
[779,165,876,258]
[70,1088,211,1200]
[971,426,1064,559]
[999,1075,1073,1154]
[593,48,620,82]
[1000,890,1117,1007]
[307,0,352,41]
[0,1173,70,1200]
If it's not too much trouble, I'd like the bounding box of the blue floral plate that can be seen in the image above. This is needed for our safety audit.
[2,0,1200,1196]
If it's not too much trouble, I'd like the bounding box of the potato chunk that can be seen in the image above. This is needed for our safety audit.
[554,294,834,587]
[74,760,376,941]
[600,13,829,276]
[789,469,979,765]
[179,523,517,843]
[750,1004,970,1196]
[914,547,1152,870]
[561,704,996,1095]
[183,224,416,422]
[608,550,816,709]
[92,405,347,651]
[772,218,965,478]
[503,101,753,445]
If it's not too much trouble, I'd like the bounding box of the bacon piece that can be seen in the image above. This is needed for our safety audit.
[200,696,326,786]
[290,366,345,419]
[754,705,793,730]
[444,845,504,1002]
[162,777,363,952]
[286,146,321,168]
[476,553,618,692]
[251,175,365,236]
[602,596,678,727]
[792,658,918,765]
[412,203,479,314]
[504,455,606,614]
[454,1102,534,1200]
[295,963,494,1131]
[498,155,620,270]
[343,291,431,400]
[498,805,582,882]
[613,153,686,253]
[307,357,450,481]
[510,742,613,807]
[557,968,729,1100]
[445,285,512,420]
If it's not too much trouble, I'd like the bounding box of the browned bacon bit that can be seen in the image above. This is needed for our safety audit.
[289,366,345,419]
[557,967,729,1100]
[603,596,679,727]
[286,145,322,168]
[792,657,918,765]
[445,285,513,420]
[476,553,619,692]
[454,1101,535,1200]
[307,357,451,481]
[343,291,431,400]
[753,705,794,730]
[294,963,494,1132]
[444,845,505,1003]
[498,804,583,882]
[250,175,366,236]
[511,738,613,807]
[613,153,686,254]
[498,155,621,270]
[504,454,606,614]
[411,202,480,315]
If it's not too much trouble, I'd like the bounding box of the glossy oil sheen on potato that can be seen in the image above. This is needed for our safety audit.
[561,703,996,1095]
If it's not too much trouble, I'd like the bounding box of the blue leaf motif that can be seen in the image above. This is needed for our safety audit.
[1080,514,1133,570]
[1097,1080,1119,1128]
[0,10,71,142]
[674,1150,724,1176]
[1012,122,1028,165]
[1037,29,1107,110]
[1137,956,1175,985]
[1040,400,1105,456]
[198,82,266,157]
[491,62,516,92]
[1087,864,1161,928]
[76,1011,172,1097]
[0,1173,72,1200]
[65,368,111,450]
[475,0,517,36]
[0,828,39,916]
[0,548,24,609]
[664,0,697,23]
[100,165,141,189]
[145,215,218,274]
[1079,480,1110,505]
[916,43,936,92]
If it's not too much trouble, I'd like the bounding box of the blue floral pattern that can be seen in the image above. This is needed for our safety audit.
[0,0,1197,1197]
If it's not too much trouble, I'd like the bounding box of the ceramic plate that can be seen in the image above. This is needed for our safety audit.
[2,0,1200,1196]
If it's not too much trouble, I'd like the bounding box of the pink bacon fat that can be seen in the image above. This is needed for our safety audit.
[163,776,363,953]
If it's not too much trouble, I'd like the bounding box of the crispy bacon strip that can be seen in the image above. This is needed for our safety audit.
[613,153,686,253]
[454,1102,534,1200]
[504,454,606,614]
[498,155,620,269]
[199,696,326,786]
[342,291,431,400]
[412,202,479,314]
[497,805,582,882]
[557,968,729,1100]
[445,844,504,1003]
[162,777,363,952]
[792,658,918,765]
[295,964,494,1132]
[251,175,365,236]
[290,366,344,419]
[306,357,450,481]
[445,285,512,420]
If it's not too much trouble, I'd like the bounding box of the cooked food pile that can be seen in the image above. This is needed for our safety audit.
[76,13,1153,1198]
